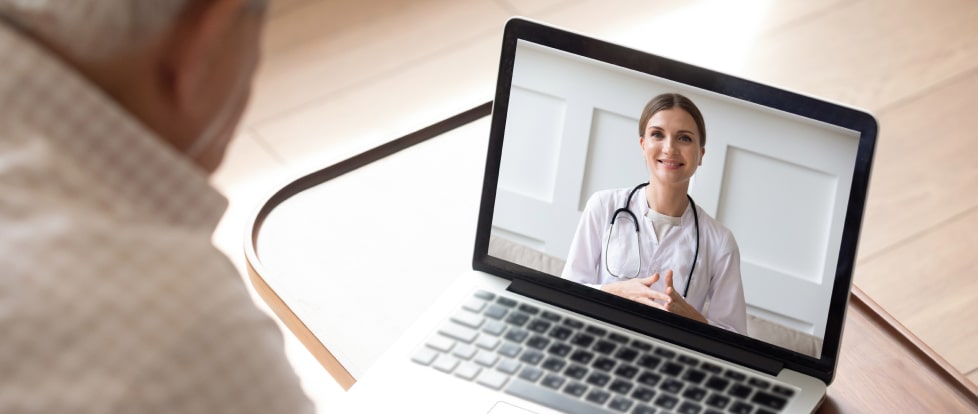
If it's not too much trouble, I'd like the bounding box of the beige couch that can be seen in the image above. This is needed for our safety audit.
[488,236,822,357]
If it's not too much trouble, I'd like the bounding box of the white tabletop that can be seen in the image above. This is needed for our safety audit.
[254,116,491,377]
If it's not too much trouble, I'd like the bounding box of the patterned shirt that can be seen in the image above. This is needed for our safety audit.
[0,21,313,413]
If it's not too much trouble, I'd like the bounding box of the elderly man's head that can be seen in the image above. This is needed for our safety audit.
[0,0,268,172]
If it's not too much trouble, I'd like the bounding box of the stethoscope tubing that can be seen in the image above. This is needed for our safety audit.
[605,182,700,298]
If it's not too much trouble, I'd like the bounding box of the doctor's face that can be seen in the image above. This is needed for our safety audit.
[640,108,705,187]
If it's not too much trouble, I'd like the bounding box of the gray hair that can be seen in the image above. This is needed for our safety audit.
[0,0,265,63]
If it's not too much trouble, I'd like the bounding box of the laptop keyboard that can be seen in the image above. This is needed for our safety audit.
[411,290,796,414]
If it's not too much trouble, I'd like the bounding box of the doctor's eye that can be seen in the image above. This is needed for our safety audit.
[679,134,693,143]
[649,131,664,139]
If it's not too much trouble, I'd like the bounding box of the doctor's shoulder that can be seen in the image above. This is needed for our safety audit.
[583,188,632,212]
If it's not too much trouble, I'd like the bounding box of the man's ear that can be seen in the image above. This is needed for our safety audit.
[159,0,243,113]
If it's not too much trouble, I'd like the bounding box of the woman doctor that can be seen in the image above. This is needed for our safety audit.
[561,93,747,334]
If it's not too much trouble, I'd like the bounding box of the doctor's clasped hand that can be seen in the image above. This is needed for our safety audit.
[601,270,708,324]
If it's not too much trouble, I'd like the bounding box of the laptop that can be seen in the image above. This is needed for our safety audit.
[343,17,877,413]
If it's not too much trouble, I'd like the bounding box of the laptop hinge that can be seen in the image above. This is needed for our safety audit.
[508,278,784,376]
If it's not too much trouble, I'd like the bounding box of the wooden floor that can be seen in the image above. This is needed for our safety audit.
[210,0,978,408]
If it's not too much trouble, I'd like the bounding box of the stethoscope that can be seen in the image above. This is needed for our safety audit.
[605,182,700,297]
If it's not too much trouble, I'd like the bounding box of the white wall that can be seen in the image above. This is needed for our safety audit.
[491,41,860,339]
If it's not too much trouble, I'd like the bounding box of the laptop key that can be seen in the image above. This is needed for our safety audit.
[653,394,679,411]
[542,374,566,390]
[724,370,747,382]
[482,320,506,336]
[547,342,572,357]
[771,384,795,398]
[658,378,684,394]
[637,371,662,387]
[748,377,770,389]
[526,335,550,350]
[439,323,478,343]
[425,335,455,353]
[484,305,508,320]
[704,393,730,409]
[432,354,459,373]
[659,361,684,377]
[608,396,633,412]
[498,342,521,358]
[451,343,477,360]
[451,311,485,328]
[549,326,574,340]
[682,386,707,402]
[571,333,596,348]
[496,358,521,375]
[496,297,517,308]
[631,386,656,402]
[505,312,530,327]
[564,382,589,397]
[615,347,639,362]
[614,364,639,379]
[727,383,752,399]
[527,319,552,333]
[653,348,676,359]
[586,325,607,336]
[681,369,706,384]
[637,355,661,370]
[631,404,656,414]
[541,310,562,322]
[518,303,540,315]
[475,369,508,390]
[700,362,722,374]
[677,355,699,366]
[751,390,788,410]
[562,318,584,329]
[728,401,753,414]
[463,298,487,313]
[504,328,529,343]
[473,290,495,300]
[520,350,544,365]
[454,361,481,380]
[506,379,617,414]
[609,379,634,395]
[570,349,595,365]
[565,364,589,380]
[608,332,630,344]
[703,376,729,392]
[475,334,500,350]
[677,401,702,414]
[541,357,566,372]
[592,356,617,372]
[473,350,499,367]
[586,389,611,405]
[586,372,611,387]
[593,340,618,355]
[519,366,544,382]
[410,347,438,366]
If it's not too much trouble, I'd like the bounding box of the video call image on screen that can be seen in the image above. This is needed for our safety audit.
[488,41,861,358]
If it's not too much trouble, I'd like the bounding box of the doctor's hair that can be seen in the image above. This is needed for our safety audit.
[0,0,267,64]
[638,93,707,147]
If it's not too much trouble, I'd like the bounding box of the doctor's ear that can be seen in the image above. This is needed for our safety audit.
[699,147,706,166]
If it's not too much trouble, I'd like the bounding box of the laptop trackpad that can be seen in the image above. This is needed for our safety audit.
[487,401,537,414]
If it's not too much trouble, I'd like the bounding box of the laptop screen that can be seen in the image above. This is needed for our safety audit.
[475,18,877,382]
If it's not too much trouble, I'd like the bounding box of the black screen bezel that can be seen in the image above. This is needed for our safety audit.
[472,17,878,384]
